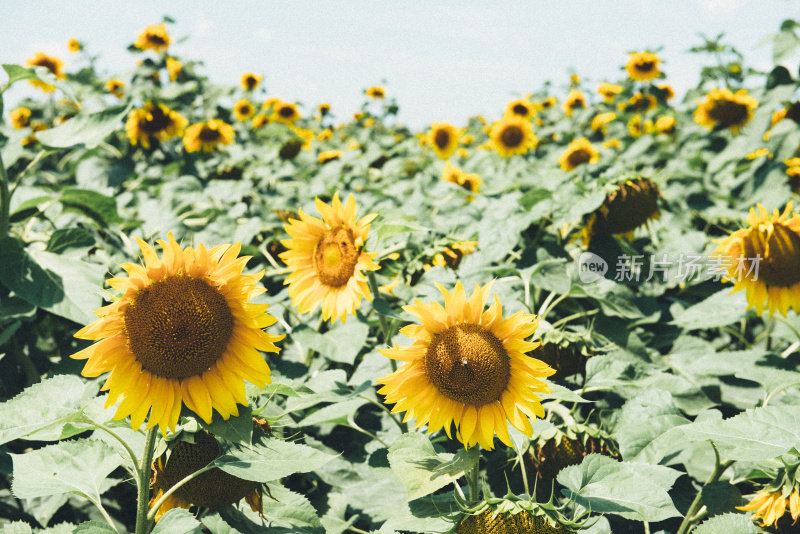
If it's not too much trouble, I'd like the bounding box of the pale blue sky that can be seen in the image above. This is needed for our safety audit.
[2,1,796,128]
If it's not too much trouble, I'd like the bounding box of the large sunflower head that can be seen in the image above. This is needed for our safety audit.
[150,431,263,521]
[457,509,568,534]
[25,52,66,92]
[488,116,537,158]
[427,122,461,159]
[712,203,800,316]
[125,102,188,149]
[271,102,301,124]
[582,178,661,244]
[233,99,255,121]
[279,192,379,323]
[625,51,661,82]
[558,137,599,172]
[241,72,263,91]
[377,281,554,450]
[504,97,536,120]
[563,90,586,117]
[597,82,622,103]
[183,119,236,153]
[135,23,171,53]
[694,88,758,134]
[70,233,283,434]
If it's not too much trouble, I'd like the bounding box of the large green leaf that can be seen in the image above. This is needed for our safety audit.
[151,508,203,534]
[214,438,335,482]
[36,104,130,150]
[670,288,747,329]
[694,512,757,534]
[59,187,122,226]
[615,389,690,462]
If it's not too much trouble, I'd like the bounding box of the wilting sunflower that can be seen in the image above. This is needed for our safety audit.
[165,57,182,82]
[366,86,386,99]
[279,192,379,323]
[597,82,622,103]
[563,90,586,117]
[655,115,676,135]
[105,79,125,98]
[712,203,800,316]
[9,108,31,129]
[126,102,188,149]
[377,281,554,450]
[25,52,65,92]
[488,116,537,158]
[582,178,660,244]
[504,97,536,120]
[135,23,171,52]
[241,72,262,91]
[233,99,255,121]
[318,149,342,164]
[183,119,236,153]
[694,88,758,134]
[71,234,283,433]
[67,38,81,53]
[150,431,263,521]
[738,488,800,528]
[625,51,660,82]
[442,161,481,201]
[590,112,616,134]
[271,101,301,124]
[558,137,599,172]
[427,122,461,159]
[457,509,568,534]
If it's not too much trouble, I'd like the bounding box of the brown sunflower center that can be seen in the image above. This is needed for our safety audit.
[741,223,800,287]
[512,104,529,116]
[500,125,524,148]
[424,324,510,407]
[278,106,295,118]
[635,61,655,73]
[434,129,451,150]
[708,99,750,127]
[199,126,221,142]
[161,431,258,508]
[457,510,565,534]
[591,179,660,235]
[33,59,58,75]
[147,34,167,46]
[566,148,592,169]
[313,227,359,287]
[569,98,584,110]
[124,275,234,379]
[786,102,800,124]
[141,106,172,134]
[245,76,257,89]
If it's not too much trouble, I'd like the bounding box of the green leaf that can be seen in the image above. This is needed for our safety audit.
[46,227,95,253]
[670,288,746,329]
[71,522,117,533]
[203,405,253,444]
[387,433,479,501]
[702,481,743,517]
[694,512,757,534]
[214,438,335,482]
[615,390,690,462]
[0,522,33,534]
[519,187,552,211]
[557,454,681,522]
[151,508,203,534]
[8,195,52,223]
[261,483,322,529]
[291,319,369,364]
[375,218,429,243]
[36,105,130,150]
[297,398,367,426]
[2,64,39,87]
[59,187,122,226]
[10,439,122,502]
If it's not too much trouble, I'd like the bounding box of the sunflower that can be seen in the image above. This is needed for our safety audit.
[105,79,125,98]
[488,116,537,158]
[377,281,554,450]
[582,178,660,244]
[25,52,65,92]
[457,509,568,534]
[126,102,188,149]
[292,127,314,150]
[233,99,255,121]
[427,122,461,159]
[317,102,331,118]
[738,488,800,528]
[597,82,622,103]
[625,51,660,82]
[68,38,81,53]
[165,57,182,82]
[425,241,478,271]
[785,158,800,194]
[241,72,262,91]
[504,98,536,120]
[603,138,622,150]
[712,203,800,316]
[135,23,171,52]
[655,115,676,135]
[9,108,31,129]
[558,137,599,172]
[539,96,557,110]
[183,119,236,153]
[318,149,342,164]
[252,114,270,129]
[563,90,586,117]
[627,93,657,112]
[366,86,386,99]
[590,112,616,134]
[771,102,800,128]
[442,162,481,201]
[71,233,283,433]
[694,88,758,134]
[150,431,263,521]
[271,102,301,125]
[317,128,333,141]
[279,192,379,323]
[746,148,771,160]
[657,84,675,101]
[627,114,643,138]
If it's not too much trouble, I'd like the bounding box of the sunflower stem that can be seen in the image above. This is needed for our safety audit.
[134,428,158,534]
[675,443,734,534]
[466,453,481,505]
[92,498,120,533]
[367,271,392,346]
[87,419,141,480]
[145,464,216,523]
[0,92,11,239]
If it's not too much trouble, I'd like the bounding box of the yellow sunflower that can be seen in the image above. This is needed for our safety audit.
[71,233,283,433]
[279,192,379,323]
[590,112,616,134]
[166,57,182,82]
[558,137,599,172]
[712,203,800,316]
[539,96,557,110]
[25,52,65,92]
[252,114,270,129]
[135,23,171,53]
[628,93,657,112]
[488,116,537,158]
[582,178,661,244]
[150,431,263,521]
[366,86,386,99]
[457,508,568,534]
[597,82,622,103]
[694,88,758,134]
[442,162,481,201]
[603,138,622,150]
[655,115,676,135]
[317,102,331,118]
[183,119,236,153]
[241,72,262,91]
[785,158,800,194]
[738,488,800,528]
[68,38,81,53]
[625,51,661,82]
[563,90,586,117]
[126,102,188,149]
[9,108,31,129]
[658,84,675,101]
[504,97,536,120]
[271,102,301,124]
[427,122,461,159]
[233,99,255,121]
[377,281,553,450]
[318,149,343,164]
[105,79,125,98]
[627,114,644,138]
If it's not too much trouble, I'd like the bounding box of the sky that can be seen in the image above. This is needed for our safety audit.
[2,1,797,129]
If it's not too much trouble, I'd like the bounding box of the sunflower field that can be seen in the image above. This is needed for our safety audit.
[3,18,800,534]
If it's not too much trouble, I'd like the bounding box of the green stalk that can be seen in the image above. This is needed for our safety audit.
[0,92,10,239]
[367,271,391,344]
[675,443,733,534]
[134,428,158,534]
[466,452,481,505]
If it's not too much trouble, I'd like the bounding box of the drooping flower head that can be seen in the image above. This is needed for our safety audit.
[427,122,461,159]
[377,281,554,450]
[126,102,188,149]
[25,52,65,92]
[694,88,758,134]
[442,161,481,201]
[279,192,379,323]
[488,116,537,157]
[712,203,800,316]
[625,51,661,82]
[135,23,171,52]
[71,233,283,434]
[590,112,616,134]
[558,137,599,172]
[183,119,236,153]
[582,178,661,244]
